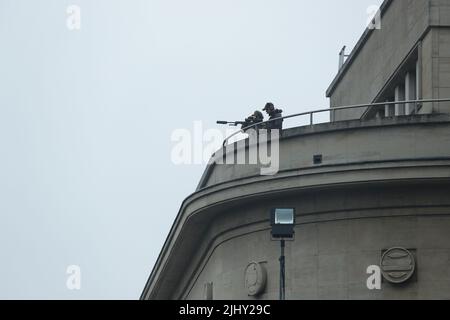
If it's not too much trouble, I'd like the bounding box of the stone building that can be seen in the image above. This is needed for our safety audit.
[141,0,450,300]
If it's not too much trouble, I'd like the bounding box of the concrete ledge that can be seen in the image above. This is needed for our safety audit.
[141,114,450,300]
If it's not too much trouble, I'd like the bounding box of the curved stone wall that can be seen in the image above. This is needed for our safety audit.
[141,114,450,300]
[182,184,450,300]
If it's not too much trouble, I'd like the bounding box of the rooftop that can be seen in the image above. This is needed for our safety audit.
[326,0,393,97]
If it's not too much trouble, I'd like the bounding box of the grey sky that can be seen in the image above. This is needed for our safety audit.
[0,0,382,299]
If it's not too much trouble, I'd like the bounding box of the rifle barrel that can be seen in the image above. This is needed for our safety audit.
[217,120,247,126]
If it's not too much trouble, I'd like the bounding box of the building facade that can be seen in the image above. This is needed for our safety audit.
[142,0,450,300]
[328,0,450,120]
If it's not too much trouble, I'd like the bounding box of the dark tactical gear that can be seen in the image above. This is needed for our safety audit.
[242,111,264,131]
[263,103,283,130]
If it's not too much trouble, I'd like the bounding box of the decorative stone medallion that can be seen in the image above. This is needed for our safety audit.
[244,262,267,296]
[380,247,415,284]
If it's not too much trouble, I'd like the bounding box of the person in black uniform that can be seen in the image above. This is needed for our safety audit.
[242,110,264,131]
[262,102,283,130]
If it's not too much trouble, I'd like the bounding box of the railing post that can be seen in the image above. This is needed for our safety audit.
[414,101,418,114]
[310,112,313,126]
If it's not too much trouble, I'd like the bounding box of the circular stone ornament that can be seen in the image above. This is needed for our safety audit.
[244,262,267,296]
[380,247,415,284]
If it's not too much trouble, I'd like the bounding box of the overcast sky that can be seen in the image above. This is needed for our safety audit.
[0,0,383,299]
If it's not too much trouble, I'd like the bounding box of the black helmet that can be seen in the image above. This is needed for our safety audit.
[253,111,263,119]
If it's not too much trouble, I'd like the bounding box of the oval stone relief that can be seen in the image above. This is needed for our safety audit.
[380,247,415,284]
[244,262,267,296]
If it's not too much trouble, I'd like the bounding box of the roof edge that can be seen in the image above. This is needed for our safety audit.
[326,0,394,98]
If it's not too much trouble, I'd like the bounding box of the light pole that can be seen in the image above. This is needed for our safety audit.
[279,239,285,300]
[270,208,295,301]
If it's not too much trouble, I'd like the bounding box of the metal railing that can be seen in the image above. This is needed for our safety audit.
[222,98,450,146]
